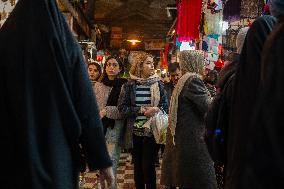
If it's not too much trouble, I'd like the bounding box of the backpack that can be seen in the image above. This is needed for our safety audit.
[205,74,235,166]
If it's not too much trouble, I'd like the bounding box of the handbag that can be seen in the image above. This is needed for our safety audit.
[151,110,168,144]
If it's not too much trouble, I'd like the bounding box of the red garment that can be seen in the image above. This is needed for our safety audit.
[176,0,202,41]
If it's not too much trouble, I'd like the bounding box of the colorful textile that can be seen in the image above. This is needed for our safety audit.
[241,0,264,18]
[203,2,223,35]
[177,0,202,41]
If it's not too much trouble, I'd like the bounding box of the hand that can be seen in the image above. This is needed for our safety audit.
[99,167,115,189]
[100,108,107,119]
[144,107,159,117]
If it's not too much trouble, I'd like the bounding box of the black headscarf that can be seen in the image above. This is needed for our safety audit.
[225,15,276,189]
[0,0,111,188]
[100,57,127,131]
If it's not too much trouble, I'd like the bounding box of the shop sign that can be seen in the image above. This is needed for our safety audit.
[111,27,123,39]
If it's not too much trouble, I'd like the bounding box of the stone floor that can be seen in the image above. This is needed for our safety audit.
[81,153,163,189]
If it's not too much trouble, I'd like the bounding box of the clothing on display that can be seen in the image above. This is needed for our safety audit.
[241,0,264,19]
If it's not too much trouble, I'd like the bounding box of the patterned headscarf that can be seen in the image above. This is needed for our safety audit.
[169,50,205,145]
[179,50,205,76]
[271,0,284,17]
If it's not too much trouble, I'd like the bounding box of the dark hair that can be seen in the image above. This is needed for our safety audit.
[88,62,102,76]
[168,62,180,74]
[101,56,124,81]
[207,70,218,85]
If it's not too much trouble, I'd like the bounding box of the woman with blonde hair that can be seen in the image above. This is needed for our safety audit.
[118,52,168,189]
[161,50,217,189]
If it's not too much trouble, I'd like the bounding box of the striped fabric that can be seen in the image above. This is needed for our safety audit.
[134,85,151,136]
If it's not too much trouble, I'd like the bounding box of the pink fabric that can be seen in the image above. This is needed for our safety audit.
[176,0,202,41]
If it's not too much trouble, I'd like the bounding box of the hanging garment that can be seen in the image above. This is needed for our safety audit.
[203,2,223,35]
[177,0,202,41]
[223,0,242,22]
[241,0,264,19]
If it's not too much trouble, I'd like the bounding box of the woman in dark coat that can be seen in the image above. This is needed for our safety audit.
[224,15,276,189]
[0,0,113,188]
[243,1,284,187]
[161,50,217,189]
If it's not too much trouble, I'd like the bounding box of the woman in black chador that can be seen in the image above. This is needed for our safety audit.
[225,15,276,189]
[0,0,114,188]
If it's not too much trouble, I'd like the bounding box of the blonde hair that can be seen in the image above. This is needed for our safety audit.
[179,50,205,76]
[129,51,154,77]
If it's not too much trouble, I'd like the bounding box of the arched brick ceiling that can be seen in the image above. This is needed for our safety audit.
[92,0,175,40]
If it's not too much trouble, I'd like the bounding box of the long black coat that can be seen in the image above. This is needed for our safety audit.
[243,18,284,188]
[0,1,111,188]
[225,16,276,189]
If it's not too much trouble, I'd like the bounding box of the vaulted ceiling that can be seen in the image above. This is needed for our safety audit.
[88,0,175,40]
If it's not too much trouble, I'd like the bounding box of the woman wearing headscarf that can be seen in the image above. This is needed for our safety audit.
[0,0,114,188]
[205,27,249,189]
[161,50,217,189]
[224,15,276,189]
[244,0,284,187]
[118,52,168,189]
[93,56,127,188]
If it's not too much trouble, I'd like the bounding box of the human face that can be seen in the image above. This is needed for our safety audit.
[105,58,121,80]
[170,68,181,85]
[141,56,155,78]
[88,64,100,81]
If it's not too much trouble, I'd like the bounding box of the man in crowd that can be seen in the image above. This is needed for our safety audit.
[164,62,181,102]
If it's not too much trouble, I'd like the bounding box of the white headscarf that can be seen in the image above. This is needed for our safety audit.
[169,50,205,145]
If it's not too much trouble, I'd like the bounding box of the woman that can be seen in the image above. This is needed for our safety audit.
[247,2,284,187]
[161,50,217,189]
[118,52,168,189]
[88,62,102,83]
[93,56,127,188]
[0,0,114,188]
[224,15,276,189]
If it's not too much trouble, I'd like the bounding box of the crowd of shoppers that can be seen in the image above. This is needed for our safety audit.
[1,0,284,189]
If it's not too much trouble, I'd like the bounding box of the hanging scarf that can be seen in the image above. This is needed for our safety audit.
[101,77,127,130]
[130,73,160,86]
[169,72,201,145]
[176,0,202,41]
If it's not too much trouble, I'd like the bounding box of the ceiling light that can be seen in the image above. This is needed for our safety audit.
[127,39,142,45]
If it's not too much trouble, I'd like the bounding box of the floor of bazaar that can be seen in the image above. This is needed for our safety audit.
[80,152,164,189]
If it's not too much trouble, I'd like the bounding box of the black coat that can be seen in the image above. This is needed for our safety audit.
[245,18,284,188]
[225,16,276,189]
[0,1,111,188]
